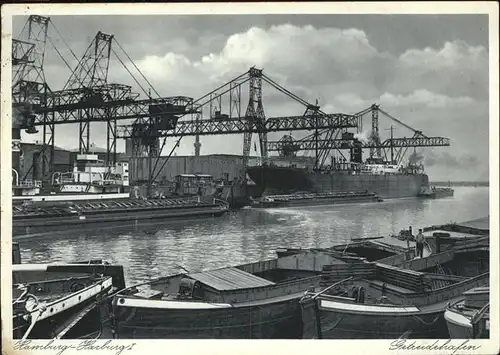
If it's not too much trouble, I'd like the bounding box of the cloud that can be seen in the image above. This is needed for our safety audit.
[423,151,488,182]
[379,90,476,109]
[393,40,488,99]
[126,25,395,99]
[425,151,481,168]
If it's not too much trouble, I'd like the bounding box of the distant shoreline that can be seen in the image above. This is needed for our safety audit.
[431,181,489,187]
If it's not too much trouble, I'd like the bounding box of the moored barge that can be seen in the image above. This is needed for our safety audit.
[13,197,229,238]
[251,191,382,209]
[444,287,490,339]
[111,250,352,339]
[13,262,125,339]
[300,239,490,339]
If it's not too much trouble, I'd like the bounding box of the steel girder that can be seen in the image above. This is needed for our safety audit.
[30,85,194,124]
[116,112,357,138]
[267,136,451,151]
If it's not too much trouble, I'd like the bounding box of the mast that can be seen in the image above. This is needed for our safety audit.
[314,116,319,170]
[390,125,394,164]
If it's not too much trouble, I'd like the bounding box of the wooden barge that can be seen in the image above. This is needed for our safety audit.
[300,237,490,339]
[109,239,427,340]
[13,263,125,339]
[13,197,229,238]
[111,250,352,339]
[424,216,489,236]
[444,287,490,339]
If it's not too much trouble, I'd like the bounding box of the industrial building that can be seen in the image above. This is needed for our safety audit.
[128,153,317,184]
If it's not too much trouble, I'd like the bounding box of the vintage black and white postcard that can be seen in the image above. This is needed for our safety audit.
[1,2,498,355]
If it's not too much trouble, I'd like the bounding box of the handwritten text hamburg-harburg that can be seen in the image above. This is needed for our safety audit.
[12,339,137,355]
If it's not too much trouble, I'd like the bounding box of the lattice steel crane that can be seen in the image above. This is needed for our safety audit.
[12,15,194,188]
[267,105,451,167]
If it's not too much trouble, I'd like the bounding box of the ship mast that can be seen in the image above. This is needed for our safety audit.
[390,125,394,164]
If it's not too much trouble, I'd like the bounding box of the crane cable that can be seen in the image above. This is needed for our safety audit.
[114,38,162,99]
[147,71,252,185]
[378,107,428,138]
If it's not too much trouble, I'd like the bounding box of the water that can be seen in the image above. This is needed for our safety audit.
[20,187,489,284]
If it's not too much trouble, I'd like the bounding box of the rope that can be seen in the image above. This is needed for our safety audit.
[321,315,344,333]
[411,314,441,326]
[47,36,81,85]
[111,47,149,97]
[21,301,47,340]
[13,285,29,305]
[398,330,413,339]
[49,20,80,62]
[114,38,161,99]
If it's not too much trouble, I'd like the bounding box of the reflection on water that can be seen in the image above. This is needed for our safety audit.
[20,187,489,284]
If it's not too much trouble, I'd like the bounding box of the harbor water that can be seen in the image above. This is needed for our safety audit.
[19,186,489,284]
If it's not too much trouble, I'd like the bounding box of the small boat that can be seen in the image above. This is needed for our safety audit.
[111,249,349,339]
[444,287,490,339]
[418,186,454,199]
[300,258,489,339]
[13,263,125,339]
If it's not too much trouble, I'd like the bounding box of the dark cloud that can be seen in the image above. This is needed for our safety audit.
[425,151,481,168]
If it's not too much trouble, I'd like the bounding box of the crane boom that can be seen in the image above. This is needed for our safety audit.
[117,113,357,138]
[267,136,450,151]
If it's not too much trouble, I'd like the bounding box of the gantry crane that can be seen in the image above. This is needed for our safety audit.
[13,16,358,194]
[12,16,194,186]
[116,67,359,174]
[267,105,451,167]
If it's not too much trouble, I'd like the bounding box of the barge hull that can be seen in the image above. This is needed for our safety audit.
[112,297,303,339]
[13,206,227,239]
[14,293,105,339]
[253,193,380,209]
[444,309,475,339]
[304,300,448,339]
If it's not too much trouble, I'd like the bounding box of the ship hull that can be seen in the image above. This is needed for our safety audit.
[252,192,380,209]
[444,309,489,339]
[112,296,303,339]
[247,166,429,199]
[301,297,448,339]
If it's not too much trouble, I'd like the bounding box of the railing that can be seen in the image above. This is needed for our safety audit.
[13,179,42,188]
[92,180,123,186]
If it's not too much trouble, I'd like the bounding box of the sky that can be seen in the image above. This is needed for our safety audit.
[12,14,490,181]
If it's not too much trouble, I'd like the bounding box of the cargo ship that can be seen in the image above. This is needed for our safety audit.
[247,157,429,199]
